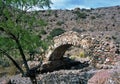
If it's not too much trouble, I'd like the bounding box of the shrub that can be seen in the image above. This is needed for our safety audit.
[56,21,64,26]
[54,12,58,17]
[72,27,86,33]
[75,11,87,19]
[79,51,85,58]
[50,28,65,38]
[112,36,117,40]
[91,16,96,19]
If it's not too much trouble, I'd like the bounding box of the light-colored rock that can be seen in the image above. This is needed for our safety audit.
[88,70,111,84]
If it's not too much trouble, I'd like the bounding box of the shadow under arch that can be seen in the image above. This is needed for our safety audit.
[48,44,72,61]
[40,31,92,73]
[41,43,89,73]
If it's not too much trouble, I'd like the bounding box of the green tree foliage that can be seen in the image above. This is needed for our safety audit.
[0,0,52,84]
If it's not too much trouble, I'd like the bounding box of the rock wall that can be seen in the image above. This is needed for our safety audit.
[45,31,119,67]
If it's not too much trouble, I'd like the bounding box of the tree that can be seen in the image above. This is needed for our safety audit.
[0,0,52,84]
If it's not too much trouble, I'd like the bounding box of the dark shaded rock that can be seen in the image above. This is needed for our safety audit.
[40,58,89,73]
[49,44,72,61]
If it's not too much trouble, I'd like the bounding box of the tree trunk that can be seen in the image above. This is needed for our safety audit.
[0,49,25,76]
[15,39,30,73]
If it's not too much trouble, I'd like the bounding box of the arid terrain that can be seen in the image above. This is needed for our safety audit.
[0,6,120,84]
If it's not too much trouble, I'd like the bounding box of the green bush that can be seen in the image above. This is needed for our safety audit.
[79,51,85,58]
[50,28,65,38]
[91,16,96,19]
[75,11,87,19]
[56,21,64,26]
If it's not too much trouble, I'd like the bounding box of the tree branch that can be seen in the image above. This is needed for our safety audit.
[0,26,30,73]
[0,27,16,39]
[0,49,25,76]
[15,39,30,72]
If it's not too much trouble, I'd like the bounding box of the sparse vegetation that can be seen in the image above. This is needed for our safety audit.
[0,2,120,84]
[56,21,64,26]
[79,51,85,58]
[74,11,87,19]
[69,51,86,60]
[49,28,65,38]
[54,12,58,17]
[91,16,96,19]
[72,27,86,33]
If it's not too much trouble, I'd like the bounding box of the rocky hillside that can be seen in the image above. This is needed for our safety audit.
[35,6,120,33]
[0,6,120,84]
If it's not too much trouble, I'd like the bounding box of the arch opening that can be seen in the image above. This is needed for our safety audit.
[41,31,92,73]
[41,44,90,73]
[48,44,72,61]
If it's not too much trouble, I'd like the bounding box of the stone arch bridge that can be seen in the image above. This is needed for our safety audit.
[40,31,95,72]
[40,31,118,72]
[45,31,93,61]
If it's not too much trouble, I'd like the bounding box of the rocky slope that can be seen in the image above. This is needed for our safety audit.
[3,30,120,84]
[0,6,120,84]
[35,6,120,32]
